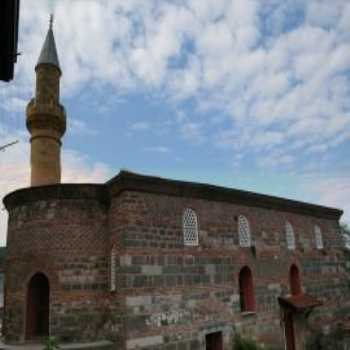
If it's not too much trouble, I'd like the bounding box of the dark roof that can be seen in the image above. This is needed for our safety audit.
[3,184,107,210]
[36,23,60,71]
[278,294,322,311]
[3,170,343,220]
[107,170,343,220]
[0,0,20,82]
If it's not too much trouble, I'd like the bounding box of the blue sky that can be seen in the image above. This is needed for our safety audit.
[0,0,349,245]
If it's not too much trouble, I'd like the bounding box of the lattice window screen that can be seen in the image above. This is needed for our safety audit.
[183,208,199,246]
[110,247,117,292]
[285,222,296,250]
[238,215,252,247]
[315,225,324,249]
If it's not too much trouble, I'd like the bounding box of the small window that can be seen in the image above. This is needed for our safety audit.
[315,225,323,250]
[110,246,117,292]
[183,208,199,246]
[238,215,251,247]
[285,222,296,250]
[239,266,255,312]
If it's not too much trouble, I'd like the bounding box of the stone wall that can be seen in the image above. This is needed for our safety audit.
[4,185,123,344]
[110,190,349,350]
[3,174,348,349]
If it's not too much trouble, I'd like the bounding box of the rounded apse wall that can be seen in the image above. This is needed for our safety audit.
[3,184,110,342]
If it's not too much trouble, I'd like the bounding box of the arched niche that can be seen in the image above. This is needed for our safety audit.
[26,272,50,339]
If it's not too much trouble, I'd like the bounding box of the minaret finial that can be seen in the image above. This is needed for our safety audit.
[36,14,60,70]
[49,14,54,30]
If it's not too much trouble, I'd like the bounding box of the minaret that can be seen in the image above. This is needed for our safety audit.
[26,15,66,186]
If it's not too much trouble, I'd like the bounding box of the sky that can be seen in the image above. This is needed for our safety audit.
[0,0,349,246]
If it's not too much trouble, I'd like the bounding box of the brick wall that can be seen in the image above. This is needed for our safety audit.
[111,190,349,350]
[3,175,349,349]
[4,185,122,344]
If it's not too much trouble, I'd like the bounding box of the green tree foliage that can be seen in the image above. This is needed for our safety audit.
[43,337,59,350]
[306,327,350,350]
[234,334,272,350]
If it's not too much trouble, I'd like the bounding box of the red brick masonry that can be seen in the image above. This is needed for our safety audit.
[3,171,349,349]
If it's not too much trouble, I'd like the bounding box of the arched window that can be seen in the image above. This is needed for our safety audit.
[238,215,251,247]
[183,208,199,246]
[239,266,255,312]
[285,222,296,250]
[110,246,117,292]
[289,264,302,295]
[314,225,323,250]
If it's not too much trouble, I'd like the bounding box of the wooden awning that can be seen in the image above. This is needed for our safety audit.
[278,294,322,312]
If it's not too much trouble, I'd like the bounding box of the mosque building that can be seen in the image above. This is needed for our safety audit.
[3,18,350,350]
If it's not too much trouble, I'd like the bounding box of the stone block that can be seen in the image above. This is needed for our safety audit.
[126,335,163,349]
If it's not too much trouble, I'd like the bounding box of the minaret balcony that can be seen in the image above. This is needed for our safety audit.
[26,98,66,136]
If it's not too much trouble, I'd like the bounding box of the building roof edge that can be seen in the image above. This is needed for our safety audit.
[2,170,343,221]
[107,170,343,220]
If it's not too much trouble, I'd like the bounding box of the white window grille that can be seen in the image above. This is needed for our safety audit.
[110,246,117,292]
[238,215,252,247]
[315,225,324,249]
[183,208,199,246]
[285,222,296,250]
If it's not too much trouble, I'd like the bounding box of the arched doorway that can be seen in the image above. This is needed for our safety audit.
[206,332,223,350]
[239,266,255,312]
[289,264,301,296]
[26,273,50,339]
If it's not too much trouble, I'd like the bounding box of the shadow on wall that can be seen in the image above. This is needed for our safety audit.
[306,326,350,350]
[233,334,274,350]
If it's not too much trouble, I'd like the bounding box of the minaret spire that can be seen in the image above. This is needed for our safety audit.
[36,14,60,71]
[49,14,53,29]
[26,16,66,186]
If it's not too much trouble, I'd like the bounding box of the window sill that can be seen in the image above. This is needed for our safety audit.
[240,311,256,317]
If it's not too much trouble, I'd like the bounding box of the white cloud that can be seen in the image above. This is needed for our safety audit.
[130,122,150,131]
[305,175,350,225]
[144,146,170,154]
[181,122,205,144]
[7,0,349,163]
[69,118,98,136]
[2,97,27,113]
[168,55,202,100]
[305,0,346,29]
[257,150,295,169]
[62,150,111,183]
